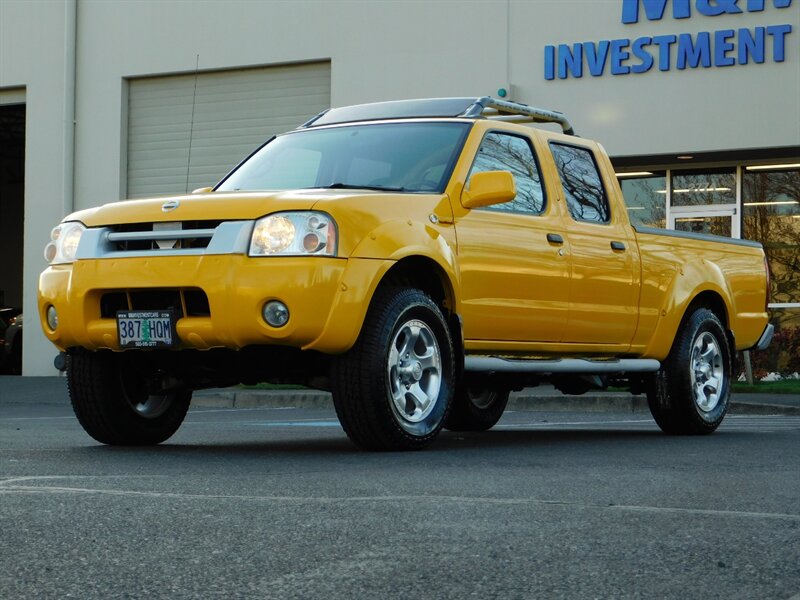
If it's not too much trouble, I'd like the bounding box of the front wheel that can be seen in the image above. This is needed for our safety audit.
[647,308,731,435]
[67,351,191,445]
[331,287,454,451]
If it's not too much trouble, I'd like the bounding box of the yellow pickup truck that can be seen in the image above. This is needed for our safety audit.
[38,97,773,450]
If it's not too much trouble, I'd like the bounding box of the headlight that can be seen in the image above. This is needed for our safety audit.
[249,212,337,257]
[44,222,86,265]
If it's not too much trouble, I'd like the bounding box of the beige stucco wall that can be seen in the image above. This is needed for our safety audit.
[1,0,798,374]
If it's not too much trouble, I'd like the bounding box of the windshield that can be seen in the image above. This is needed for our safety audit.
[216,122,471,193]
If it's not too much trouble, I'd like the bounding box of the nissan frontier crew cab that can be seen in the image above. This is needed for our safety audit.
[38,97,774,451]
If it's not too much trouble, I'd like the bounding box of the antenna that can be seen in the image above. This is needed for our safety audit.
[185,54,199,193]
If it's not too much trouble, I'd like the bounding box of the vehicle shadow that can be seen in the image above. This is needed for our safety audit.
[78,426,669,460]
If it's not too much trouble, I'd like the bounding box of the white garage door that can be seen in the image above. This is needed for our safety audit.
[127,62,331,198]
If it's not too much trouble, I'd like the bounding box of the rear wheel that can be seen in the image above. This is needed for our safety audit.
[67,351,191,445]
[444,384,509,432]
[331,287,454,451]
[647,308,731,435]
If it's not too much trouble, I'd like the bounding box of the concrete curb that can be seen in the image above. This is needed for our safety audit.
[191,389,800,415]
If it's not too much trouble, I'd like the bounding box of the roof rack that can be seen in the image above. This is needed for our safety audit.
[463,97,575,136]
[300,96,576,136]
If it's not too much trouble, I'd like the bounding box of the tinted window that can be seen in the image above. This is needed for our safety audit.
[550,143,610,223]
[467,132,545,214]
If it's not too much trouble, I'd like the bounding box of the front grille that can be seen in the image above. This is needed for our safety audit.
[100,289,211,318]
[107,221,222,252]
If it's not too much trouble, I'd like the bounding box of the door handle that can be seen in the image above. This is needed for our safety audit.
[547,233,564,244]
[611,241,626,251]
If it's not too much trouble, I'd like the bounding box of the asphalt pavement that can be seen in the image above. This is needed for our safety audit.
[2,376,798,415]
[1,399,799,599]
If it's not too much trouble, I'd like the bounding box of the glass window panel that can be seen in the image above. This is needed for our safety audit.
[550,143,610,223]
[742,169,800,305]
[467,132,545,214]
[674,215,732,237]
[671,168,736,207]
[619,173,666,228]
[217,122,470,193]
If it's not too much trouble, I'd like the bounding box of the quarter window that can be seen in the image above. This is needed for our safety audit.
[467,132,545,214]
[550,143,610,223]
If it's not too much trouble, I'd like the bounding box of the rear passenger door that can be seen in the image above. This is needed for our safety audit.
[456,130,570,343]
[548,141,639,347]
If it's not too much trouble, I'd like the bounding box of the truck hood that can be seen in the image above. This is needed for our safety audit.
[65,190,376,227]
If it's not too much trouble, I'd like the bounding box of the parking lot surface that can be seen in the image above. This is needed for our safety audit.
[1,396,799,599]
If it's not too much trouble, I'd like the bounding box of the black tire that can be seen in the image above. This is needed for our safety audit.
[331,287,455,451]
[647,308,731,435]
[67,351,191,445]
[444,384,509,432]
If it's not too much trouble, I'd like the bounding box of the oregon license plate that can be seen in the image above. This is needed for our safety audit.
[116,310,176,348]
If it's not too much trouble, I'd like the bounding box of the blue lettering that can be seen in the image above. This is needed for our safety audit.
[696,0,742,16]
[545,45,555,80]
[746,0,793,11]
[738,26,766,63]
[623,0,792,23]
[767,23,792,61]
[714,29,736,65]
[584,40,611,76]
[622,0,691,23]
[677,32,712,68]
[631,37,655,72]
[558,43,583,78]
[610,39,632,74]
[652,34,678,69]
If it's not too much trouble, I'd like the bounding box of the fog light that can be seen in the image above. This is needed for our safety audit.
[262,301,289,328]
[47,305,59,331]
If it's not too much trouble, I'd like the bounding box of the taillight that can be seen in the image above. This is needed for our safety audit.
[763,254,771,311]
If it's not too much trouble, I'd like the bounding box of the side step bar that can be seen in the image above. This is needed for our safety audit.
[464,357,661,374]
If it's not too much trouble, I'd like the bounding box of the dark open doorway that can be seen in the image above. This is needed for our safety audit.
[0,103,25,374]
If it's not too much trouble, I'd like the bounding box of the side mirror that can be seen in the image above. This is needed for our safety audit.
[461,171,516,209]
[192,187,213,194]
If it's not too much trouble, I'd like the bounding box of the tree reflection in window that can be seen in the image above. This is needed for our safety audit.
[467,132,545,214]
[550,143,610,223]
[743,169,800,306]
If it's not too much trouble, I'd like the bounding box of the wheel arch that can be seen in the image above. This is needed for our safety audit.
[378,256,464,379]
[643,282,734,360]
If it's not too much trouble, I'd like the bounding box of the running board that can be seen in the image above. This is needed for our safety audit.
[464,357,661,374]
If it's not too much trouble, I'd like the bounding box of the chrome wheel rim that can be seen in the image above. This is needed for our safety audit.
[690,331,725,412]
[387,319,442,424]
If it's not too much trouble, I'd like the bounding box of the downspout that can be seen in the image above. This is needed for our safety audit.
[63,0,77,216]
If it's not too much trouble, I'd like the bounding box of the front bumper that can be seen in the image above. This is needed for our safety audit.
[38,254,392,354]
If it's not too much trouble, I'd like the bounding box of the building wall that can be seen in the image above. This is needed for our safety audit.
[1,0,798,374]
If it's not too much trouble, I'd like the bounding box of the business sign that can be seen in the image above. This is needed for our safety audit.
[544,0,795,80]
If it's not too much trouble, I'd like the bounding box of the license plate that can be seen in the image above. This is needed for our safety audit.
[116,310,176,348]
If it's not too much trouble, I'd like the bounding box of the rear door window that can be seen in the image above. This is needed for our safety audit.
[550,143,610,223]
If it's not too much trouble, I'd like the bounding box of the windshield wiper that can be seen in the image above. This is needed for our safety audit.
[315,182,407,192]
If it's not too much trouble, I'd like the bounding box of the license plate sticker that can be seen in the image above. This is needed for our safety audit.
[117,310,176,348]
